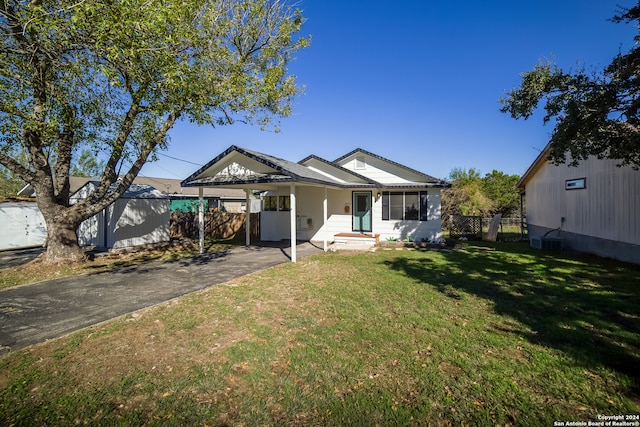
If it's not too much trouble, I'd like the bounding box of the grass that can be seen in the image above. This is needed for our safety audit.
[1,242,639,425]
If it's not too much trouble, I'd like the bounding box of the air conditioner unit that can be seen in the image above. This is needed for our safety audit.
[530,236,562,250]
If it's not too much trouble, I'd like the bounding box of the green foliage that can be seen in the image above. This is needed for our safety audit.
[500,2,640,168]
[482,170,521,217]
[0,164,24,199]
[442,168,521,219]
[0,0,308,261]
[442,168,494,218]
[70,150,106,178]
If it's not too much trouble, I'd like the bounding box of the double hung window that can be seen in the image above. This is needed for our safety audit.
[382,191,430,221]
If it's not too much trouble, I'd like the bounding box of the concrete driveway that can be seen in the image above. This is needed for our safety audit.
[0,242,323,355]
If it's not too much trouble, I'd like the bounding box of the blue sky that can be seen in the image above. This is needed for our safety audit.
[141,0,638,181]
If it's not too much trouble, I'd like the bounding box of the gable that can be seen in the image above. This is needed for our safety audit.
[334,148,444,185]
[298,155,377,186]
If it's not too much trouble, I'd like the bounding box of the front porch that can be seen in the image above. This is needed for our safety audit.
[329,232,379,252]
[333,232,380,245]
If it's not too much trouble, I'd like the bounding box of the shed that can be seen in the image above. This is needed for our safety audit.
[72,182,170,249]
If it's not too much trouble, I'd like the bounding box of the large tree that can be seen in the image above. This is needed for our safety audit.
[0,0,308,263]
[500,2,640,169]
[481,170,520,217]
[441,168,494,220]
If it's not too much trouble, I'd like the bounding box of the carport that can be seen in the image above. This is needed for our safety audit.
[181,146,341,262]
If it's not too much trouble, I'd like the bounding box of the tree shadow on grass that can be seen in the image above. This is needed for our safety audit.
[383,242,640,391]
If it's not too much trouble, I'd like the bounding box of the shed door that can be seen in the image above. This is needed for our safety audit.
[352,192,372,232]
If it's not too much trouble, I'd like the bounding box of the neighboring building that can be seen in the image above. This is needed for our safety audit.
[517,146,640,264]
[18,176,248,213]
[129,176,248,213]
[72,181,170,249]
[181,145,450,259]
[0,202,47,250]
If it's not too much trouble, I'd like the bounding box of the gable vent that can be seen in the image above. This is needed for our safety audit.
[355,155,366,169]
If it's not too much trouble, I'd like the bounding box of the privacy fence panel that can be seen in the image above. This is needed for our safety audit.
[170,212,260,240]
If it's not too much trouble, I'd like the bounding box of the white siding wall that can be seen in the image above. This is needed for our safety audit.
[260,211,291,241]
[261,187,444,243]
[308,188,354,241]
[72,184,170,249]
[0,202,47,250]
[373,190,443,242]
[107,198,170,248]
[526,157,640,245]
[77,210,105,247]
[340,157,416,184]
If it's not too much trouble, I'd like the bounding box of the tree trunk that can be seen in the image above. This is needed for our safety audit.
[36,199,87,264]
[42,220,86,264]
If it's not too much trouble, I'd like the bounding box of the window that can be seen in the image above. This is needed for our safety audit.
[263,195,290,211]
[263,196,278,211]
[420,191,429,221]
[382,191,430,221]
[389,192,403,220]
[565,178,586,190]
[279,195,291,211]
[404,192,419,220]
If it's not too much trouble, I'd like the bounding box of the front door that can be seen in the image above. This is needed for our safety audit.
[352,191,372,232]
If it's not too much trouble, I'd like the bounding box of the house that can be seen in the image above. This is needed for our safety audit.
[181,145,450,261]
[72,181,170,249]
[517,146,640,264]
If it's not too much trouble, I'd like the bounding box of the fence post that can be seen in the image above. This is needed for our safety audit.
[198,188,204,254]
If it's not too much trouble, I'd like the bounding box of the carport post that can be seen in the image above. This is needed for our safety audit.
[323,187,328,251]
[245,189,251,247]
[198,187,204,254]
[290,184,297,262]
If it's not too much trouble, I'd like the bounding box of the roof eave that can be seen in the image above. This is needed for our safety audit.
[517,143,552,189]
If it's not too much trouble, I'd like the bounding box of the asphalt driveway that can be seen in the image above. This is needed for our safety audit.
[0,242,323,355]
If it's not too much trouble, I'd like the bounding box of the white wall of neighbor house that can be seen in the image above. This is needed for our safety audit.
[525,157,640,246]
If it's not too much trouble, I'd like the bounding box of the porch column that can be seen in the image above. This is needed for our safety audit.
[198,187,204,254]
[323,187,328,251]
[290,184,297,262]
[245,189,251,247]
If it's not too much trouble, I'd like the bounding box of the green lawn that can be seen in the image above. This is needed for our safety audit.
[1,242,639,426]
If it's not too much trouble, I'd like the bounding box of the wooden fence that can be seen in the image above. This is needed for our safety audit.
[170,211,260,240]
